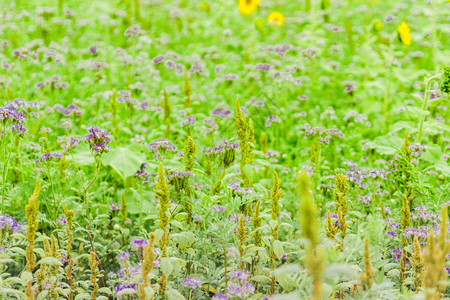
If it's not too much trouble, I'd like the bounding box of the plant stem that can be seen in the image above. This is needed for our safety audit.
[83,155,106,287]
[417,73,442,143]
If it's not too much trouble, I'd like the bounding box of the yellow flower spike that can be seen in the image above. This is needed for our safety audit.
[398,21,412,46]
[268,11,284,26]
[238,0,260,16]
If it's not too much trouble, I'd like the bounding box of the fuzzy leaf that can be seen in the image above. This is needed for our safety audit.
[38,257,63,266]
[102,146,146,180]
[275,273,297,291]
[272,240,284,260]
[160,257,173,278]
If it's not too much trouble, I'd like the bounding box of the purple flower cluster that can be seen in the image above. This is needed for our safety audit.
[227,270,255,298]
[324,213,340,227]
[35,152,63,164]
[212,205,226,213]
[35,75,69,89]
[136,163,149,183]
[57,218,67,226]
[148,138,177,160]
[345,165,387,189]
[228,214,251,222]
[131,238,148,250]
[411,206,440,224]
[203,139,239,156]
[211,108,232,118]
[117,251,130,262]
[265,115,281,127]
[227,182,255,195]
[229,270,249,281]
[304,125,344,144]
[0,215,25,234]
[255,63,271,71]
[167,171,193,180]
[183,277,201,289]
[392,249,402,261]
[409,144,426,157]
[54,104,81,116]
[0,106,27,136]
[110,202,121,211]
[114,284,137,295]
[182,116,196,127]
[84,126,112,155]
[60,136,80,152]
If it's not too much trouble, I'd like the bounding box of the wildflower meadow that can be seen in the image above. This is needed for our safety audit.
[0,0,449,299]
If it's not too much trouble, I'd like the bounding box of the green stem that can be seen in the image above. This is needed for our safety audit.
[417,73,442,143]
[2,134,13,214]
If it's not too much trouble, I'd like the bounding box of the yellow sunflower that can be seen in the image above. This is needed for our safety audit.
[238,0,260,16]
[267,11,284,26]
[397,21,412,46]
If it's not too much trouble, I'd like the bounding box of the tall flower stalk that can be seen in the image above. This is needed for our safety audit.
[83,126,111,287]
[297,172,323,300]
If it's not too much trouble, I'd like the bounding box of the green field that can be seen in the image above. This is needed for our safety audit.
[0,0,449,299]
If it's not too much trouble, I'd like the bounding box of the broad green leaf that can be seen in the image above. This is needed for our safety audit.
[38,257,63,266]
[269,219,278,230]
[160,257,173,278]
[165,289,186,300]
[272,240,284,260]
[243,164,254,183]
[70,143,95,165]
[275,273,297,291]
[102,146,146,180]
[366,135,403,155]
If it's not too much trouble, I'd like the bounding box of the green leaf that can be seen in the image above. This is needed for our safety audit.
[70,143,95,165]
[272,240,284,260]
[269,220,278,230]
[38,257,63,266]
[421,145,442,164]
[165,289,186,300]
[160,257,173,278]
[102,146,146,180]
[243,164,254,183]
[9,247,26,256]
[21,271,33,284]
[366,135,403,155]
[275,273,297,291]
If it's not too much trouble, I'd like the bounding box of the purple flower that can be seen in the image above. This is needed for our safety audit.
[230,270,249,282]
[211,108,232,118]
[255,63,271,71]
[212,205,226,213]
[153,55,164,64]
[228,282,255,298]
[148,139,177,160]
[89,47,97,54]
[114,284,137,295]
[57,218,67,226]
[0,106,27,136]
[117,251,130,262]
[0,215,25,233]
[84,126,112,155]
[213,294,228,300]
[110,202,121,211]
[35,152,63,164]
[387,231,397,237]
[183,277,201,289]
[131,239,148,250]
[182,116,196,126]
[265,115,281,127]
